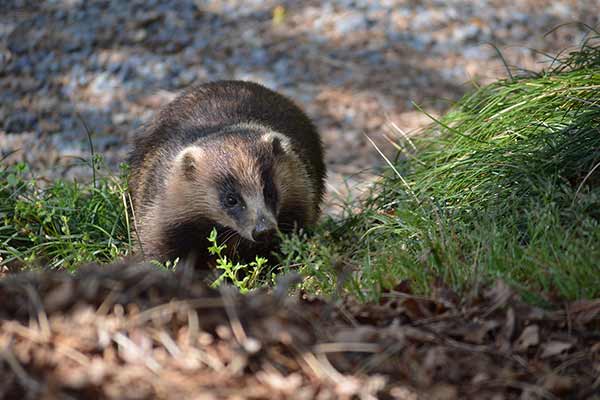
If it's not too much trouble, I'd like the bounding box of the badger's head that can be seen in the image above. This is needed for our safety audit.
[165,126,315,246]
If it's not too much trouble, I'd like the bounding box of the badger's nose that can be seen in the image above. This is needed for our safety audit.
[252,219,276,242]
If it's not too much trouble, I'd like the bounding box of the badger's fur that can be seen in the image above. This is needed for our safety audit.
[128,81,326,268]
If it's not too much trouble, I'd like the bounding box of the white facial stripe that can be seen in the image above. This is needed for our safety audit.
[260,132,293,153]
[244,194,277,225]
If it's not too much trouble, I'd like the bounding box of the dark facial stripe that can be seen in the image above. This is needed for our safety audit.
[258,154,279,213]
[263,173,278,212]
[216,174,246,219]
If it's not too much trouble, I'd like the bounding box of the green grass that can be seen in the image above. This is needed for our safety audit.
[0,161,132,270]
[0,160,272,291]
[279,37,600,303]
[1,39,598,304]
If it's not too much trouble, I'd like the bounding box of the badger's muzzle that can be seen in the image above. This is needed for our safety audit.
[251,214,277,242]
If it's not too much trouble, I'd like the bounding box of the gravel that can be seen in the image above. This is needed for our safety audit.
[1,0,598,208]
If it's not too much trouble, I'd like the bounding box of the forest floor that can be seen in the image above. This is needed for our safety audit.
[1,2,599,399]
[2,263,599,399]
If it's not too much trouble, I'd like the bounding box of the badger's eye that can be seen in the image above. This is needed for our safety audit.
[225,194,239,208]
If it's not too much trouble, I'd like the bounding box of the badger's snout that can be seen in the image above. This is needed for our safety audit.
[251,215,277,242]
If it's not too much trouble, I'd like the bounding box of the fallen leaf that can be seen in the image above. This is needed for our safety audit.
[428,383,458,400]
[540,341,573,358]
[432,284,460,310]
[390,386,418,400]
[401,298,435,320]
[392,280,412,295]
[496,307,515,352]
[463,320,500,344]
[484,280,513,314]
[514,325,539,352]
[257,370,302,393]
[542,373,576,395]
[567,299,600,325]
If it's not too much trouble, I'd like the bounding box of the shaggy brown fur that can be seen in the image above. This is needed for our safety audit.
[128,81,325,268]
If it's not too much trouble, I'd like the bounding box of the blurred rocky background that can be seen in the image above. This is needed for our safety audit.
[1,0,598,207]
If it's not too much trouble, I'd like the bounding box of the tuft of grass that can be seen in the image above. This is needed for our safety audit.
[0,161,132,270]
[281,36,600,302]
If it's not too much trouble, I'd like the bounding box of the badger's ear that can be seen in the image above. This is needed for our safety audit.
[261,132,291,157]
[177,147,204,179]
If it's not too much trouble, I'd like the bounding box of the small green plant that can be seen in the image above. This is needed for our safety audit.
[149,257,180,271]
[207,228,269,293]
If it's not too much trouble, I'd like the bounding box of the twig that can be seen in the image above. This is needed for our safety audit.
[24,284,51,341]
[355,341,406,375]
[313,342,380,353]
[125,298,225,328]
[155,331,181,358]
[187,309,199,345]
[112,332,161,374]
[220,287,250,350]
[0,343,42,395]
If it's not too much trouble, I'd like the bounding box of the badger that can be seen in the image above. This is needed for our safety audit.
[128,81,326,269]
